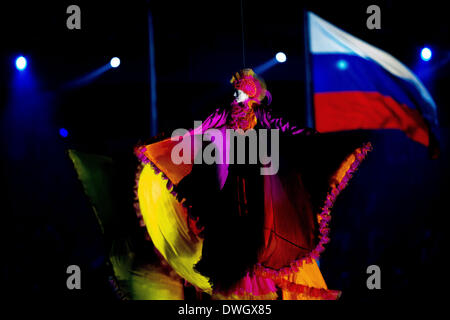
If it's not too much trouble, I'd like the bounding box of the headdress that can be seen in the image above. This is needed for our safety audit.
[230,68,272,105]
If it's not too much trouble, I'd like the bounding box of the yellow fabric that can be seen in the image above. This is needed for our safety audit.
[129,265,184,300]
[137,164,212,294]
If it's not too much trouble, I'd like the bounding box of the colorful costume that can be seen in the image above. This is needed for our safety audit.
[133,69,372,300]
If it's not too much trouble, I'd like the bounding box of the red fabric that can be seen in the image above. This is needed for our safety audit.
[258,171,315,269]
[256,142,372,276]
[315,91,430,146]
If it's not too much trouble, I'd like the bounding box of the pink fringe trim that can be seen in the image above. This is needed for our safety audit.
[277,278,341,300]
[132,162,151,241]
[227,272,278,297]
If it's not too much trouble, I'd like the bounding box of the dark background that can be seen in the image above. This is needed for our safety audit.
[0,0,448,302]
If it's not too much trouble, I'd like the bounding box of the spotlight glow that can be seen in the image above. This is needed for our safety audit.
[110,57,121,68]
[15,56,27,71]
[59,128,69,138]
[420,47,432,61]
[275,52,287,63]
[336,59,348,70]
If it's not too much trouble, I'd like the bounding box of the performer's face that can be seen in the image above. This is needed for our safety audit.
[234,89,249,103]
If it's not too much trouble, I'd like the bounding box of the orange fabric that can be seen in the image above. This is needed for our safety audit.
[280,260,337,300]
[253,260,341,300]
[142,137,193,185]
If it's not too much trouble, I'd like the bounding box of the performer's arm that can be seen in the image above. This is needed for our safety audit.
[256,107,318,135]
[191,107,228,135]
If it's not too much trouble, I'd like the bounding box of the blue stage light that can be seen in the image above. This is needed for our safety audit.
[336,59,348,70]
[275,52,287,63]
[421,47,432,61]
[110,57,121,68]
[59,128,69,138]
[15,56,27,71]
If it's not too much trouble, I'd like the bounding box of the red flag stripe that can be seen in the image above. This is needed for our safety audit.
[315,91,430,146]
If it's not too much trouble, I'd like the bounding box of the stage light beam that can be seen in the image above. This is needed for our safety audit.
[15,56,27,71]
[421,47,432,61]
[110,57,121,68]
[275,52,287,63]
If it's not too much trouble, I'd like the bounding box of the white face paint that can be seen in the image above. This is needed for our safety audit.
[234,89,249,103]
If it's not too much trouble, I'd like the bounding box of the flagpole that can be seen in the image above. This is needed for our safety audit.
[303,9,315,129]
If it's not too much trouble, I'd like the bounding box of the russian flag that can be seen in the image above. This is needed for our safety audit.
[308,12,438,152]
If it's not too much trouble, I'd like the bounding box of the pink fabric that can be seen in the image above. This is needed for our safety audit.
[227,272,277,297]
